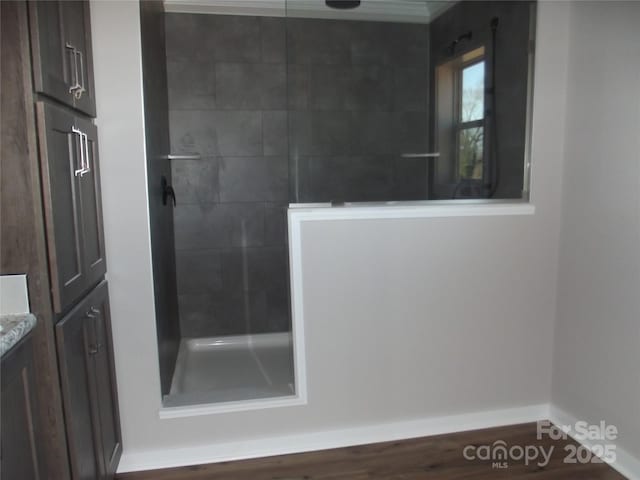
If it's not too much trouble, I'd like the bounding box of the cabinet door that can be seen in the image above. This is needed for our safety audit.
[29,1,96,116]
[78,120,107,291]
[0,334,46,480]
[61,0,97,117]
[56,281,122,480]
[29,1,74,108]
[36,102,87,313]
[88,282,122,479]
[37,102,106,313]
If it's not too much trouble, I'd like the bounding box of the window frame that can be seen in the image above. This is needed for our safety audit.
[454,53,487,183]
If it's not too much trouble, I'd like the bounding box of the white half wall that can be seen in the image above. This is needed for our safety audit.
[551,0,640,467]
[91,0,570,472]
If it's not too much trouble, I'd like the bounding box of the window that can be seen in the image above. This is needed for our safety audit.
[434,46,488,198]
[456,49,485,181]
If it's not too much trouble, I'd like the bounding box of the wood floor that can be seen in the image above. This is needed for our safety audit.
[117,423,626,480]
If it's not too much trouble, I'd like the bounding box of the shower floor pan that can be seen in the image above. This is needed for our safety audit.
[163,332,295,407]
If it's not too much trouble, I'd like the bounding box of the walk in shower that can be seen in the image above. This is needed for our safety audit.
[140,0,536,410]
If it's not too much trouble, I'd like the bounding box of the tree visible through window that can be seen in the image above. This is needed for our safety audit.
[458,55,485,180]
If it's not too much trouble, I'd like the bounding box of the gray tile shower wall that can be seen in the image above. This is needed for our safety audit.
[165,13,430,337]
[286,18,430,203]
[166,14,290,338]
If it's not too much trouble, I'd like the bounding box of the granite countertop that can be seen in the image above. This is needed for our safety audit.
[0,313,37,358]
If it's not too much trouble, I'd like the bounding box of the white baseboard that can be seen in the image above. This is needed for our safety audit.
[549,404,640,480]
[118,403,550,473]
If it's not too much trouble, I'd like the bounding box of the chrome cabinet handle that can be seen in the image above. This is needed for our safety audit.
[74,49,85,100]
[65,43,81,94]
[82,132,91,176]
[87,306,102,355]
[72,126,85,176]
[72,127,91,177]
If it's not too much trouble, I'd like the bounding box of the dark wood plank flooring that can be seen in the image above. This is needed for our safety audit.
[117,423,626,479]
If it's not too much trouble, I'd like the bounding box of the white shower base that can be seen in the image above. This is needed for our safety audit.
[163,332,295,408]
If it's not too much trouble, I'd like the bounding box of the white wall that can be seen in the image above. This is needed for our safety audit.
[92,0,571,472]
[551,0,640,467]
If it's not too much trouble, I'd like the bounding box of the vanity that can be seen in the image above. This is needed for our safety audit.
[0,313,43,480]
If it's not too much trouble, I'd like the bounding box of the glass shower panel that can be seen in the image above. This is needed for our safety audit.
[285,1,431,203]
[285,0,536,203]
[161,11,295,407]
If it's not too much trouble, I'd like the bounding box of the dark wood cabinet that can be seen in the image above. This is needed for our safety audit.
[56,280,122,480]
[36,102,106,314]
[0,333,46,480]
[29,0,97,117]
[2,2,122,479]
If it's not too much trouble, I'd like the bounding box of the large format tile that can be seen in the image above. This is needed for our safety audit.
[264,203,288,247]
[388,23,430,66]
[178,288,288,337]
[286,18,351,65]
[346,66,393,111]
[393,67,429,112]
[166,57,216,110]
[286,64,310,110]
[305,64,394,112]
[349,21,394,66]
[178,293,220,337]
[392,112,429,154]
[288,111,352,156]
[170,110,263,156]
[174,203,265,250]
[260,17,286,63]
[295,155,395,203]
[165,13,217,60]
[263,111,288,156]
[215,63,286,110]
[176,249,223,295]
[308,65,351,111]
[265,286,291,332]
[220,247,289,294]
[218,156,288,203]
[178,291,263,337]
[211,15,262,63]
[393,157,429,200]
[171,158,219,205]
[349,112,393,155]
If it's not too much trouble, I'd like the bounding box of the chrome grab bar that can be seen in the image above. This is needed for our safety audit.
[164,154,202,160]
[401,152,441,158]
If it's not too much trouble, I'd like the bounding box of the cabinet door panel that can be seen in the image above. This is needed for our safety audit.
[0,335,45,480]
[56,296,101,480]
[29,1,96,116]
[91,284,122,478]
[36,102,86,313]
[29,1,74,108]
[79,120,107,287]
[61,0,96,116]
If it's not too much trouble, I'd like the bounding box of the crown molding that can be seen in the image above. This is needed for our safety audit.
[163,0,455,24]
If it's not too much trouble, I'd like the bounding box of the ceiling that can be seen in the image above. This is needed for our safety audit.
[163,0,456,24]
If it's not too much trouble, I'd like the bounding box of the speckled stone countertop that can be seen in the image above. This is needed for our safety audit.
[0,313,37,358]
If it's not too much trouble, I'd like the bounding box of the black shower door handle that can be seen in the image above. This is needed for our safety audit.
[161,176,176,206]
